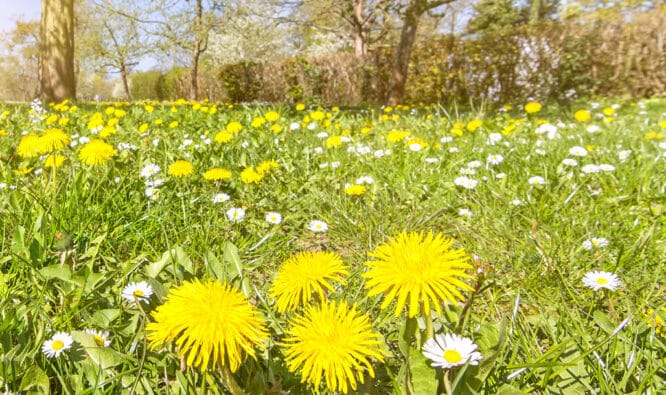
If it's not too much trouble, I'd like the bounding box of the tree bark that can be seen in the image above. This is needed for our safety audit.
[387,1,424,106]
[120,62,132,101]
[352,0,367,58]
[189,0,203,101]
[40,0,76,102]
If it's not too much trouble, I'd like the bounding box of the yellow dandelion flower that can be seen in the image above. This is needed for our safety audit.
[251,116,267,128]
[645,131,663,140]
[14,165,33,175]
[270,124,283,133]
[78,139,116,166]
[104,106,115,115]
[344,184,366,196]
[168,121,179,128]
[386,130,411,143]
[646,307,665,336]
[363,231,474,318]
[17,133,42,158]
[295,103,305,111]
[524,101,542,114]
[659,120,666,129]
[44,154,66,168]
[0,129,6,137]
[466,119,483,132]
[144,104,154,113]
[326,135,343,148]
[265,111,280,122]
[203,167,232,181]
[270,251,348,313]
[310,111,325,121]
[602,107,615,116]
[450,128,464,136]
[240,167,264,184]
[147,280,268,372]
[139,123,149,133]
[283,301,384,394]
[214,130,234,143]
[45,114,58,125]
[99,125,116,137]
[168,160,194,178]
[39,128,70,153]
[226,121,243,134]
[256,160,279,175]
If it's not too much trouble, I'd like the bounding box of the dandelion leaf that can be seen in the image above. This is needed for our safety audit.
[408,348,439,395]
[19,365,50,394]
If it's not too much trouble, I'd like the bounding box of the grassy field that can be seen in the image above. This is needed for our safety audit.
[0,98,664,394]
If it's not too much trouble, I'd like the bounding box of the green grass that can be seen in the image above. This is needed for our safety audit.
[0,99,664,394]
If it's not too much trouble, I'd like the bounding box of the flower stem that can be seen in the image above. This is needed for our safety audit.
[423,304,434,342]
[220,365,246,395]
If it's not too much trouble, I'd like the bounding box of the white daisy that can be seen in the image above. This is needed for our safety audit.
[84,329,112,347]
[487,154,504,165]
[422,333,483,369]
[495,173,506,179]
[458,208,472,218]
[582,237,609,250]
[212,193,230,203]
[561,158,579,167]
[307,220,328,233]
[226,207,246,223]
[140,164,161,178]
[454,176,478,190]
[144,187,159,200]
[122,281,153,305]
[265,211,282,225]
[408,143,423,152]
[528,176,545,186]
[581,164,600,174]
[618,150,632,162]
[356,175,375,185]
[582,271,621,291]
[598,164,615,172]
[467,160,482,168]
[42,332,74,358]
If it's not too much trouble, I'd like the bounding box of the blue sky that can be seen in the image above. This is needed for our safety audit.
[0,0,41,33]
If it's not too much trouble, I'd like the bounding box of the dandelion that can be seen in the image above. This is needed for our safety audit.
[574,110,591,122]
[422,333,482,369]
[525,101,542,114]
[203,167,232,181]
[44,154,66,168]
[265,110,280,122]
[283,301,384,394]
[646,307,665,336]
[582,237,609,250]
[16,133,41,158]
[582,271,621,291]
[265,212,282,225]
[240,167,264,184]
[168,160,194,178]
[364,231,474,318]
[270,251,348,313]
[39,128,70,153]
[528,176,545,186]
[344,184,366,196]
[147,280,267,371]
[78,139,116,165]
[466,119,483,132]
[307,220,328,233]
[122,281,153,305]
[84,329,111,347]
[42,332,74,358]
[226,207,246,223]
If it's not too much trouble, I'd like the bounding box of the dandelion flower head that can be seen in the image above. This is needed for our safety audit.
[270,251,348,313]
[78,139,116,165]
[363,231,474,318]
[283,301,384,394]
[168,160,194,178]
[147,280,267,371]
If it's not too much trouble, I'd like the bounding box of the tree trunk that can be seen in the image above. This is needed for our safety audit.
[189,0,203,101]
[352,0,367,58]
[387,1,423,106]
[40,0,76,102]
[120,62,132,101]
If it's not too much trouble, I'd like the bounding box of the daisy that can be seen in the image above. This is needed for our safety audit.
[528,176,545,186]
[270,251,348,312]
[212,193,230,204]
[307,220,328,233]
[422,333,482,369]
[226,207,246,223]
[582,271,621,291]
[147,280,267,371]
[581,164,600,174]
[467,160,482,168]
[582,237,609,250]
[42,332,74,358]
[569,146,588,157]
[122,281,153,305]
[265,212,282,225]
[458,208,472,218]
[144,187,159,200]
[454,176,478,190]
[84,329,112,347]
[356,176,374,185]
[487,154,504,165]
[618,150,632,162]
[598,164,615,172]
[562,158,578,167]
[364,231,474,318]
[283,302,384,394]
[140,164,161,179]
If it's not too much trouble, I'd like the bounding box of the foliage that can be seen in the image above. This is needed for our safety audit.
[0,96,665,393]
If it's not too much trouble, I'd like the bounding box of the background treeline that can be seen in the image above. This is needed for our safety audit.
[131,8,666,105]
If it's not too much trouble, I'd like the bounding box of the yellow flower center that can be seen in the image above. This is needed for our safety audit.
[133,290,144,297]
[596,278,608,285]
[94,335,105,346]
[52,340,64,350]
[443,349,463,364]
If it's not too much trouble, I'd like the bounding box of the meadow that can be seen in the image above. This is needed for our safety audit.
[0,98,664,394]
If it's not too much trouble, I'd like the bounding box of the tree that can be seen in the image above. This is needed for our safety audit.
[40,0,76,102]
[0,21,40,100]
[78,0,151,101]
[466,0,523,35]
[386,0,457,106]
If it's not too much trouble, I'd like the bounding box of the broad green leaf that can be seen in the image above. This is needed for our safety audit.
[20,365,50,394]
[39,264,72,282]
[205,250,225,281]
[409,348,439,395]
[496,384,528,395]
[91,309,121,327]
[73,331,125,369]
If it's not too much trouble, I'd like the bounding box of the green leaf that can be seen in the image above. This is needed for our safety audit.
[20,365,50,394]
[72,331,125,369]
[146,247,192,278]
[409,348,438,395]
[205,250,225,281]
[496,384,528,395]
[223,241,248,295]
[39,264,72,282]
[91,309,121,327]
